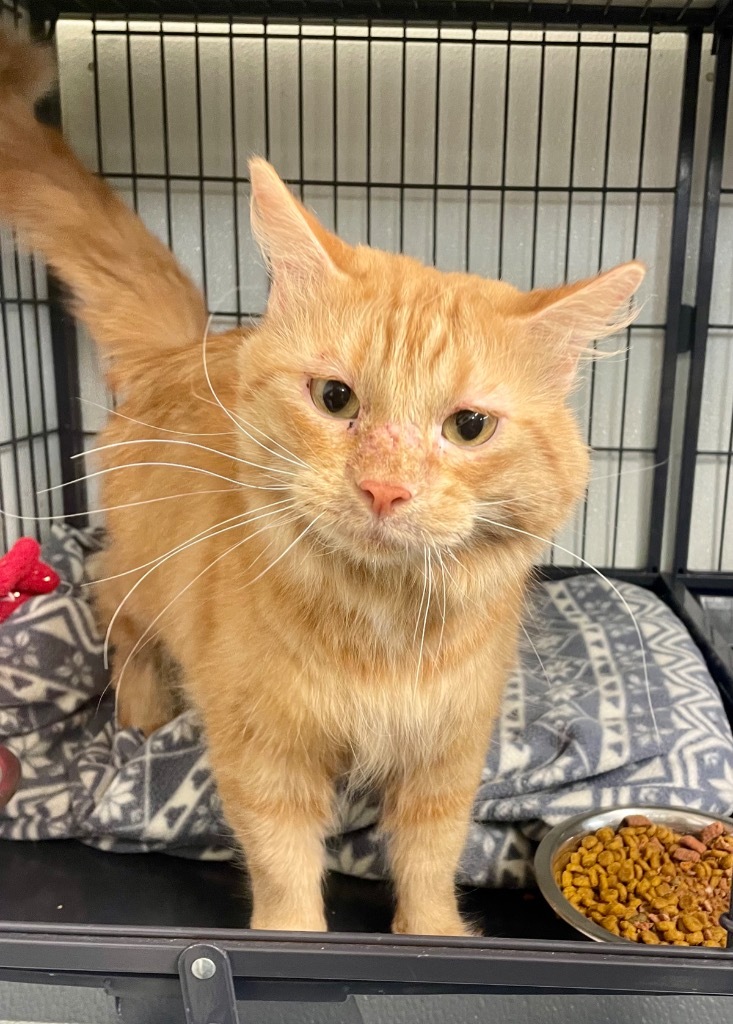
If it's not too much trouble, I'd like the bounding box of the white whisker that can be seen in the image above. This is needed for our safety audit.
[243,512,325,589]
[434,547,447,662]
[76,437,296,477]
[103,502,294,669]
[475,457,668,512]
[0,487,240,525]
[134,512,303,665]
[201,313,311,471]
[78,398,236,437]
[37,462,291,495]
[475,515,660,747]
[113,509,301,712]
[415,547,432,687]
[85,497,293,586]
[520,622,552,690]
[413,546,429,644]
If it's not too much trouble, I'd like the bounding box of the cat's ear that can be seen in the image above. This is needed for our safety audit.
[249,158,350,309]
[523,260,646,389]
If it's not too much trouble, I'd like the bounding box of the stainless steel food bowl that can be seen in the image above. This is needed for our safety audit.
[534,806,733,943]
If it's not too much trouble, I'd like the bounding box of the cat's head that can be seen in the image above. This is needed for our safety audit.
[236,159,644,566]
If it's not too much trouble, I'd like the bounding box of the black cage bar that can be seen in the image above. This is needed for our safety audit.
[675,32,733,594]
[20,0,733,29]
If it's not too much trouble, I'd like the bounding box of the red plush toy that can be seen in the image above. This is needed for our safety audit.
[0,537,60,625]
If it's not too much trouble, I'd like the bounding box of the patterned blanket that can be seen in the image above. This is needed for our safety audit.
[1,524,732,889]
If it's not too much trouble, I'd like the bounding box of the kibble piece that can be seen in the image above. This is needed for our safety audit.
[622,815,653,828]
[680,835,707,854]
[701,822,726,845]
[650,896,674,911]
[673,848,700,863]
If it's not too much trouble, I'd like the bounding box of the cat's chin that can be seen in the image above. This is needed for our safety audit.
[315,518,458,567]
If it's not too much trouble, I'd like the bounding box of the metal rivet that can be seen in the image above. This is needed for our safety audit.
[191,956,217,981]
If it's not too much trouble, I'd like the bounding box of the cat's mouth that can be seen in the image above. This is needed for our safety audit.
[312,505,472,563]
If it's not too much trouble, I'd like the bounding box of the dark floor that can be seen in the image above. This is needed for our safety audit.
[0,839,574,940]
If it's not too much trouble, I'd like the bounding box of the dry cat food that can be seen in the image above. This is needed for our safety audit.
[558,816,733,946]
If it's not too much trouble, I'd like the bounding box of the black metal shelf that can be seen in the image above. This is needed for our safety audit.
[27,0,717,29]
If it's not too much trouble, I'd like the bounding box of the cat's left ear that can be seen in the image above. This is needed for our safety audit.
[523,260,646,389]
[249,158,351,310]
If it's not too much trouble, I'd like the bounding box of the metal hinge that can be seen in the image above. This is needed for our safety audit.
[179,943,240,1024]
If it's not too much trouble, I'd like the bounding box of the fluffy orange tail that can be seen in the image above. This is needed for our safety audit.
[0,28,208,371]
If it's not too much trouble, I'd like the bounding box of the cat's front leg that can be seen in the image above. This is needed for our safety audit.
[207,731,335,932]
[383,738,487,937]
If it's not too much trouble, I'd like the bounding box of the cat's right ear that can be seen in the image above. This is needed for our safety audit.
[249,158,350,310]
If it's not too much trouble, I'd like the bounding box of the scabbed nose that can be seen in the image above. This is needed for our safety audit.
[359,480,412,518]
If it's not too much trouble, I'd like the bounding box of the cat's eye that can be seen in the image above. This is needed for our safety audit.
[442,410,498,447]
[310,378,360,419]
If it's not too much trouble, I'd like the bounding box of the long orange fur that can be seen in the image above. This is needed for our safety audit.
[0,29,645,935]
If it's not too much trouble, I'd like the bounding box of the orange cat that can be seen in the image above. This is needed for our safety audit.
[0,29,644,935]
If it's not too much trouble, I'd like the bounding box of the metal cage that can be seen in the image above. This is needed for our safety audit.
[0,8,713,576]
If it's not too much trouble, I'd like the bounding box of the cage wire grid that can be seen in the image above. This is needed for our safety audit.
[0,12,710,573]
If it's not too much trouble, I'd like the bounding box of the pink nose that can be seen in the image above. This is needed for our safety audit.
[359,480,412,518]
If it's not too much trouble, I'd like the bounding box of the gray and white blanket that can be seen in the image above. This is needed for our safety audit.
[1,524,732,889]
